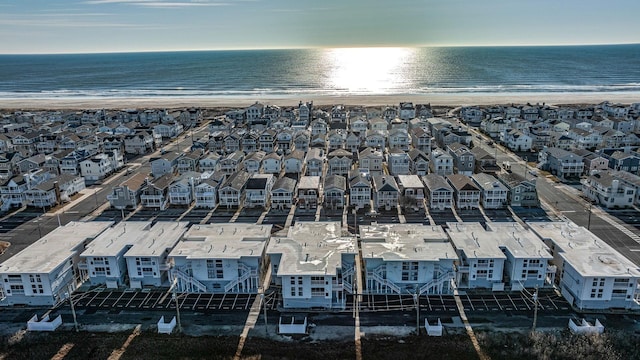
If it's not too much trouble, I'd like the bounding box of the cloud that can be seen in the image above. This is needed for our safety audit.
[84,0,230,7]
[0,16,153,28]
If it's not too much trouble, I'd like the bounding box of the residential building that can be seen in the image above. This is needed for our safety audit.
[80,222,188,288]
[245,174,275,209]
[384,149,409,176]
[447,143,475,176]
[218,171,250,209]
[538,147,584,181]
[271,176,296,210]
[408,149,430,176]
[262,152,282,174]
[582,171,635,208]
[610,170,640,206]
[358,147,384,176]
[267,222,356,309]
[140,173,173,210]
[323,174,347,210]
[169,224,272,293]
[429,148,454,176]
[447,174,481,210]
[497,173,540,208]
[107,173,148,210]
[530,222,640,310]
[297,176,321,210]
[372,175,399,211]
[360,224,457,295]
[0,221,113,306]
[349,173,372,210]
[327,149,352,177]
[396,175,425,209]
[168,173,199,207]
[305,148,325,177]
[284,150,304,175]
[471,173,509,209]
[422,174,453,210]
[150,152,183,178]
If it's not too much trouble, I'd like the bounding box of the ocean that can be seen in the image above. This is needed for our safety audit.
[0,45,639,100]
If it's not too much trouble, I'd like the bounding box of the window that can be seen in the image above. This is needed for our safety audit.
[311,287,325,296]
[206,260,224,279]
[401,262,419,281]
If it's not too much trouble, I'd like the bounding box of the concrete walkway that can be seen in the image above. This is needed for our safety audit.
[233,267,272,360]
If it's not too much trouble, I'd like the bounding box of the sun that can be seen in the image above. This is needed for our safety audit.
[322,47,416,94]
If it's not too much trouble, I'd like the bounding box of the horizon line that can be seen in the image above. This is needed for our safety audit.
[2,41,639,56]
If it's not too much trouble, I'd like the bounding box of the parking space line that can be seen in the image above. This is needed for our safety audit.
[507,294,518,310]
[466,294,475,311]
[139,291,152,308]
[219,293,227,309]
[86,291,102,306]
[492,294,503,311]
[98,291,114,308]
[192,293,201,310]
[547,296,559,310]
[114,292,127,307]
[125,292,138,308]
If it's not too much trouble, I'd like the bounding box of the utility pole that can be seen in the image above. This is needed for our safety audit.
[532,285,539,332]
[66,286,79,332]
[587,203,593,230]
[414,290,420,335]
[171,278,182,333]
[260,287,268,334]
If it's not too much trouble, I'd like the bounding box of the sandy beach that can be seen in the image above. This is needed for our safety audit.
[0,92,639,110]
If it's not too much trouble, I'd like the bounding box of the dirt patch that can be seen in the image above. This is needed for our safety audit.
[0,241,9,256]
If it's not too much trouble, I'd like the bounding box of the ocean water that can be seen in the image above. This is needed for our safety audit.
[0,45,639,99]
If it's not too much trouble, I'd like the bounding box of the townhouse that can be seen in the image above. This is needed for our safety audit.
[271,176,297,210]
[267,222,356,309]
[447,174,481,210]
[0,222,113,306]
[422,174,453,211]
[360,223,457,295]
[530,222,640,310]
[471,173,509,209]
[582,171,635,208]
[107,172,149,210]
[169,224,272,293]
[372,175,399,211]
[80,222,188,288]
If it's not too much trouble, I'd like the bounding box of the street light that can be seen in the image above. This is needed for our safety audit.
[587,203,593,230]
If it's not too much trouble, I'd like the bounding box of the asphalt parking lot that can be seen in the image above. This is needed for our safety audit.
[68,289,280,312]
[483,209,515,222]
[606,209,640,231]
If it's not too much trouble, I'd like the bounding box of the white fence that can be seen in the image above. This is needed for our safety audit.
[568,318,604,334]
[27,314,62,331]
[278,315,307,334]
[424,318,443,336]
[157,316,177,334]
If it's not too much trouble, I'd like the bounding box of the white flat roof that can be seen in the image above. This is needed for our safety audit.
[83,221,187,258]
[267,221,356,276]
[528,221,640,278]
[0,221,114,274]
[445,222,506,259]
[170,223,272,260]
[298,176,320,189]
[124,222,189,258]
[360,223,457,262]
[397,175,424,189]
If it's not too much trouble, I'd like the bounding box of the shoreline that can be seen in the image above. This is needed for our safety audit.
[0,92,639,110]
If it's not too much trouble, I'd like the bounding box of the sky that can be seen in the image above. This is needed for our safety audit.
[1,0,640,54]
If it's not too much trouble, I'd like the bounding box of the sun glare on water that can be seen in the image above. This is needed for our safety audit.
[322,47,415,94]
